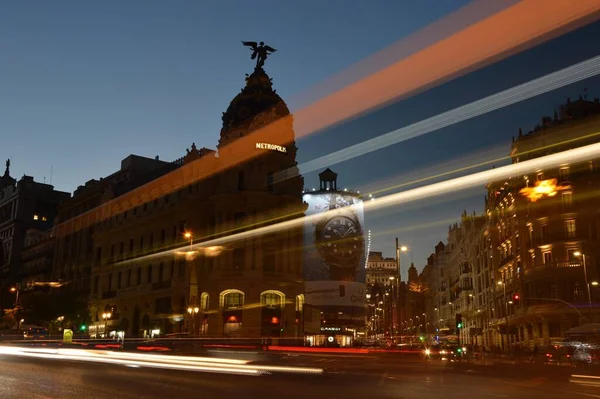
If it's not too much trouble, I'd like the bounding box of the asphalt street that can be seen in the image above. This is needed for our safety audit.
[1,351,599,399]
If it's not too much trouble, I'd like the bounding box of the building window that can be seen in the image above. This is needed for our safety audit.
[93,276,99,293]
[559,167,570,181]
[147,265,153,283]
[565,220,576,238]
[96,247,102,262]
[149,233,154,247]
[159,262,164,281]
[233,247,244,270]
[223,292,244,309]
[536,172,543,181]
[161,229,166,243]
[266,172,274,191]
[120,242,124,255]
[140,235,144,249]
[137,268,142,285]
[541,224,549,243]
[567,249,578,262]
[238,171,245,191]
[129,238,134,252]
[200,293,210,311]
[562,192,572,210]
[261,291,284,308]
[110,244,115,257]
[543,251,552,265]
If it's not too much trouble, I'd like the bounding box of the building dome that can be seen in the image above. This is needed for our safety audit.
[219,67,290,146]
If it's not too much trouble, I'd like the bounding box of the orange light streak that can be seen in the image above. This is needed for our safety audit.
[54,0,600,237]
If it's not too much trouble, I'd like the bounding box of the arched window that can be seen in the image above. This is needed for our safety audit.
[200,292,210,311]
[260,290,285,309]
[295,294,305,312]
[220,289,245,309]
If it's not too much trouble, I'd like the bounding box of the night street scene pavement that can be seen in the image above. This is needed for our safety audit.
[3,1,600,398]
[0,347,599,399]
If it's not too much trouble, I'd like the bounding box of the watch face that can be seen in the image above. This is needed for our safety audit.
[317,216,363,263]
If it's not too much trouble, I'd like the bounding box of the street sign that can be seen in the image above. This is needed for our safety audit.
[63,329,73,343]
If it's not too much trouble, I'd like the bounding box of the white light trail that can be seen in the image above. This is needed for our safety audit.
[277,54,600,182]
[118,140,600,266]
[0,347,324,376]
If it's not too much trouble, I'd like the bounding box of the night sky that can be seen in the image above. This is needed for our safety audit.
[2,1,599,277]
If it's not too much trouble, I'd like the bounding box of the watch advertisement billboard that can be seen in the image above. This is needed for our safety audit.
[302,192,366,321]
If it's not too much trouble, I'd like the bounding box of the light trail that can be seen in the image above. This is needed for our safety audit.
[116,140,600,266]
[365,130,600,198]
[281,54,600,182]
[0,347,324,376]
[53,1,600,237]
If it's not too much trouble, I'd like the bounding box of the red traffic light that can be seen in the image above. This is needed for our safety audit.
[513,294,520,300]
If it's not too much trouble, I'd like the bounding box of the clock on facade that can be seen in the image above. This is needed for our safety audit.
[315,213,364,281]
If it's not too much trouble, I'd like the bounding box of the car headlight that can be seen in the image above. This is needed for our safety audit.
[425,349,430,356]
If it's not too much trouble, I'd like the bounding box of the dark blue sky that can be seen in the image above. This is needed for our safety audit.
[2,1,599,276]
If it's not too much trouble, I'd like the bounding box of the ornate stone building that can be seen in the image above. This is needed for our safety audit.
[424,96,600,351]
[88,63,305,339]
[0,161,69,309]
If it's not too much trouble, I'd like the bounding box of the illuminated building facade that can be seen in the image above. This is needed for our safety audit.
[484,96,600,349]
[424,96,600,351]
[87,65,305,339]
[302,169,366,346]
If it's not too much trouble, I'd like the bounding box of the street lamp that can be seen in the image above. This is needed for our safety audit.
[102,312,111,338]
[184,231,194,253]
[187,306,199,335]
[422,313,428,336]
[498,280,509,352]
[9,286,19,307]
[573,251,592,318]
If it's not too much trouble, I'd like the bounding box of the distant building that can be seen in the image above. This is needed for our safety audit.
[0,161,70,308]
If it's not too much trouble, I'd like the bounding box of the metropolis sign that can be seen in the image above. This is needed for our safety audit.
[255,142,287,153]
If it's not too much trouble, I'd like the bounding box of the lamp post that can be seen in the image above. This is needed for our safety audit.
[389,276,396,337]
[498,280,509,353]
[9,286,19,308]
[184,231,193,253]
[422,313,428,336]
[574,251,592,319]
[188,306,199,335]
[395,240,408,343]
[102,312,111,338]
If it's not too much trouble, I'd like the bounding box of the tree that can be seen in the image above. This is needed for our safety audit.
[1,307,20,330]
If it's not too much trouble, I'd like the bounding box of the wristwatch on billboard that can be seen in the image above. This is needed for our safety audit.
[314,194,364,281]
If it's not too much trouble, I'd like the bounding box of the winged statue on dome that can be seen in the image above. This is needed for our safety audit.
[241,41,277,68]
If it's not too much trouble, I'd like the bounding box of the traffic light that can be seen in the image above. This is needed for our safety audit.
[455,313,463,329]
[80,325,86,331]
[512,293,520,305]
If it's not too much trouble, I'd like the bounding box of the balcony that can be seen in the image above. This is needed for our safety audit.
[498,254,514,268]
[117,283,152,297]
[101,290,117,299]
[526,261,581,275]
[152,280,172,291]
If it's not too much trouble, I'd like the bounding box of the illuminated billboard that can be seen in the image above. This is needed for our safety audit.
[302,191,366,322]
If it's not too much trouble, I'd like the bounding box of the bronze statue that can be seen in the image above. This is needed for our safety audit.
[242,41,277,68]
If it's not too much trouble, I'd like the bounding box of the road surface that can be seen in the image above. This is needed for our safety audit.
[0,350,598,399]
